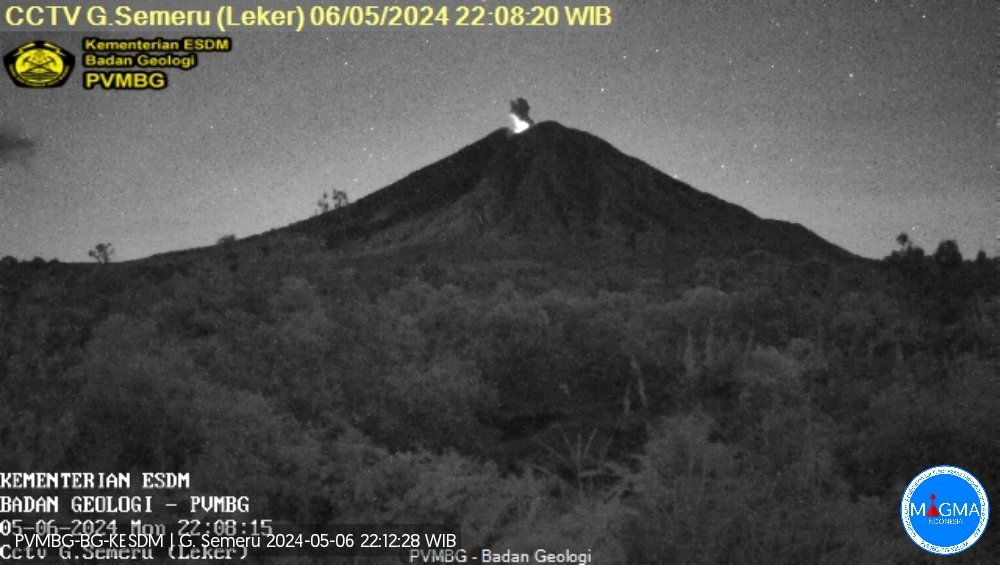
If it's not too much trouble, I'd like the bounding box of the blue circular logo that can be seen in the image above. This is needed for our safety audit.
[901,465,989,555]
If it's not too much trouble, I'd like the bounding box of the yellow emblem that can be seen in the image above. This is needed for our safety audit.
[4,41,75,88]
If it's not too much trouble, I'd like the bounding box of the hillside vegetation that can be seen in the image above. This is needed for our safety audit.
[1,235,995,563]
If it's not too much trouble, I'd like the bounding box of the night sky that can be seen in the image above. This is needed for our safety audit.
[0,1,994,262]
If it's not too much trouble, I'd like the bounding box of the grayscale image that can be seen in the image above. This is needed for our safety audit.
[0,2,995,563]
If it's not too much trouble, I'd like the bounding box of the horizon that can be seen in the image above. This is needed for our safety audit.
[1,1,994,262]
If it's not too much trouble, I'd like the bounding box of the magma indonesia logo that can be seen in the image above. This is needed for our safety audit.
[4,40,75,87]
[901,465,989,555]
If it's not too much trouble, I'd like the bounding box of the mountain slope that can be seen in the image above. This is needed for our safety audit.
[287,121,854,263]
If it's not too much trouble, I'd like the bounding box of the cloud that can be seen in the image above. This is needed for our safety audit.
[0,127,37,167]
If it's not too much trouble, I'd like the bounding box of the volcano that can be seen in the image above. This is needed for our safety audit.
[284,121,852,265]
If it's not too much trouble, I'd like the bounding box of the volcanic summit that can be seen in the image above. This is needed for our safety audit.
[291,121,852,265]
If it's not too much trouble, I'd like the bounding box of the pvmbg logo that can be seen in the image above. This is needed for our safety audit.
[4,40,75,87]
[901,465,989,555]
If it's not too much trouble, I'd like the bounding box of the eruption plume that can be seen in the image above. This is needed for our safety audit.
[509,98,533,133]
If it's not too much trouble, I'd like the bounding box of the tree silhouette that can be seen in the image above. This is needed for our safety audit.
[932,239,962,269]
[888,233,925,269]
[87,243,114,264]
[316,190,350,215]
